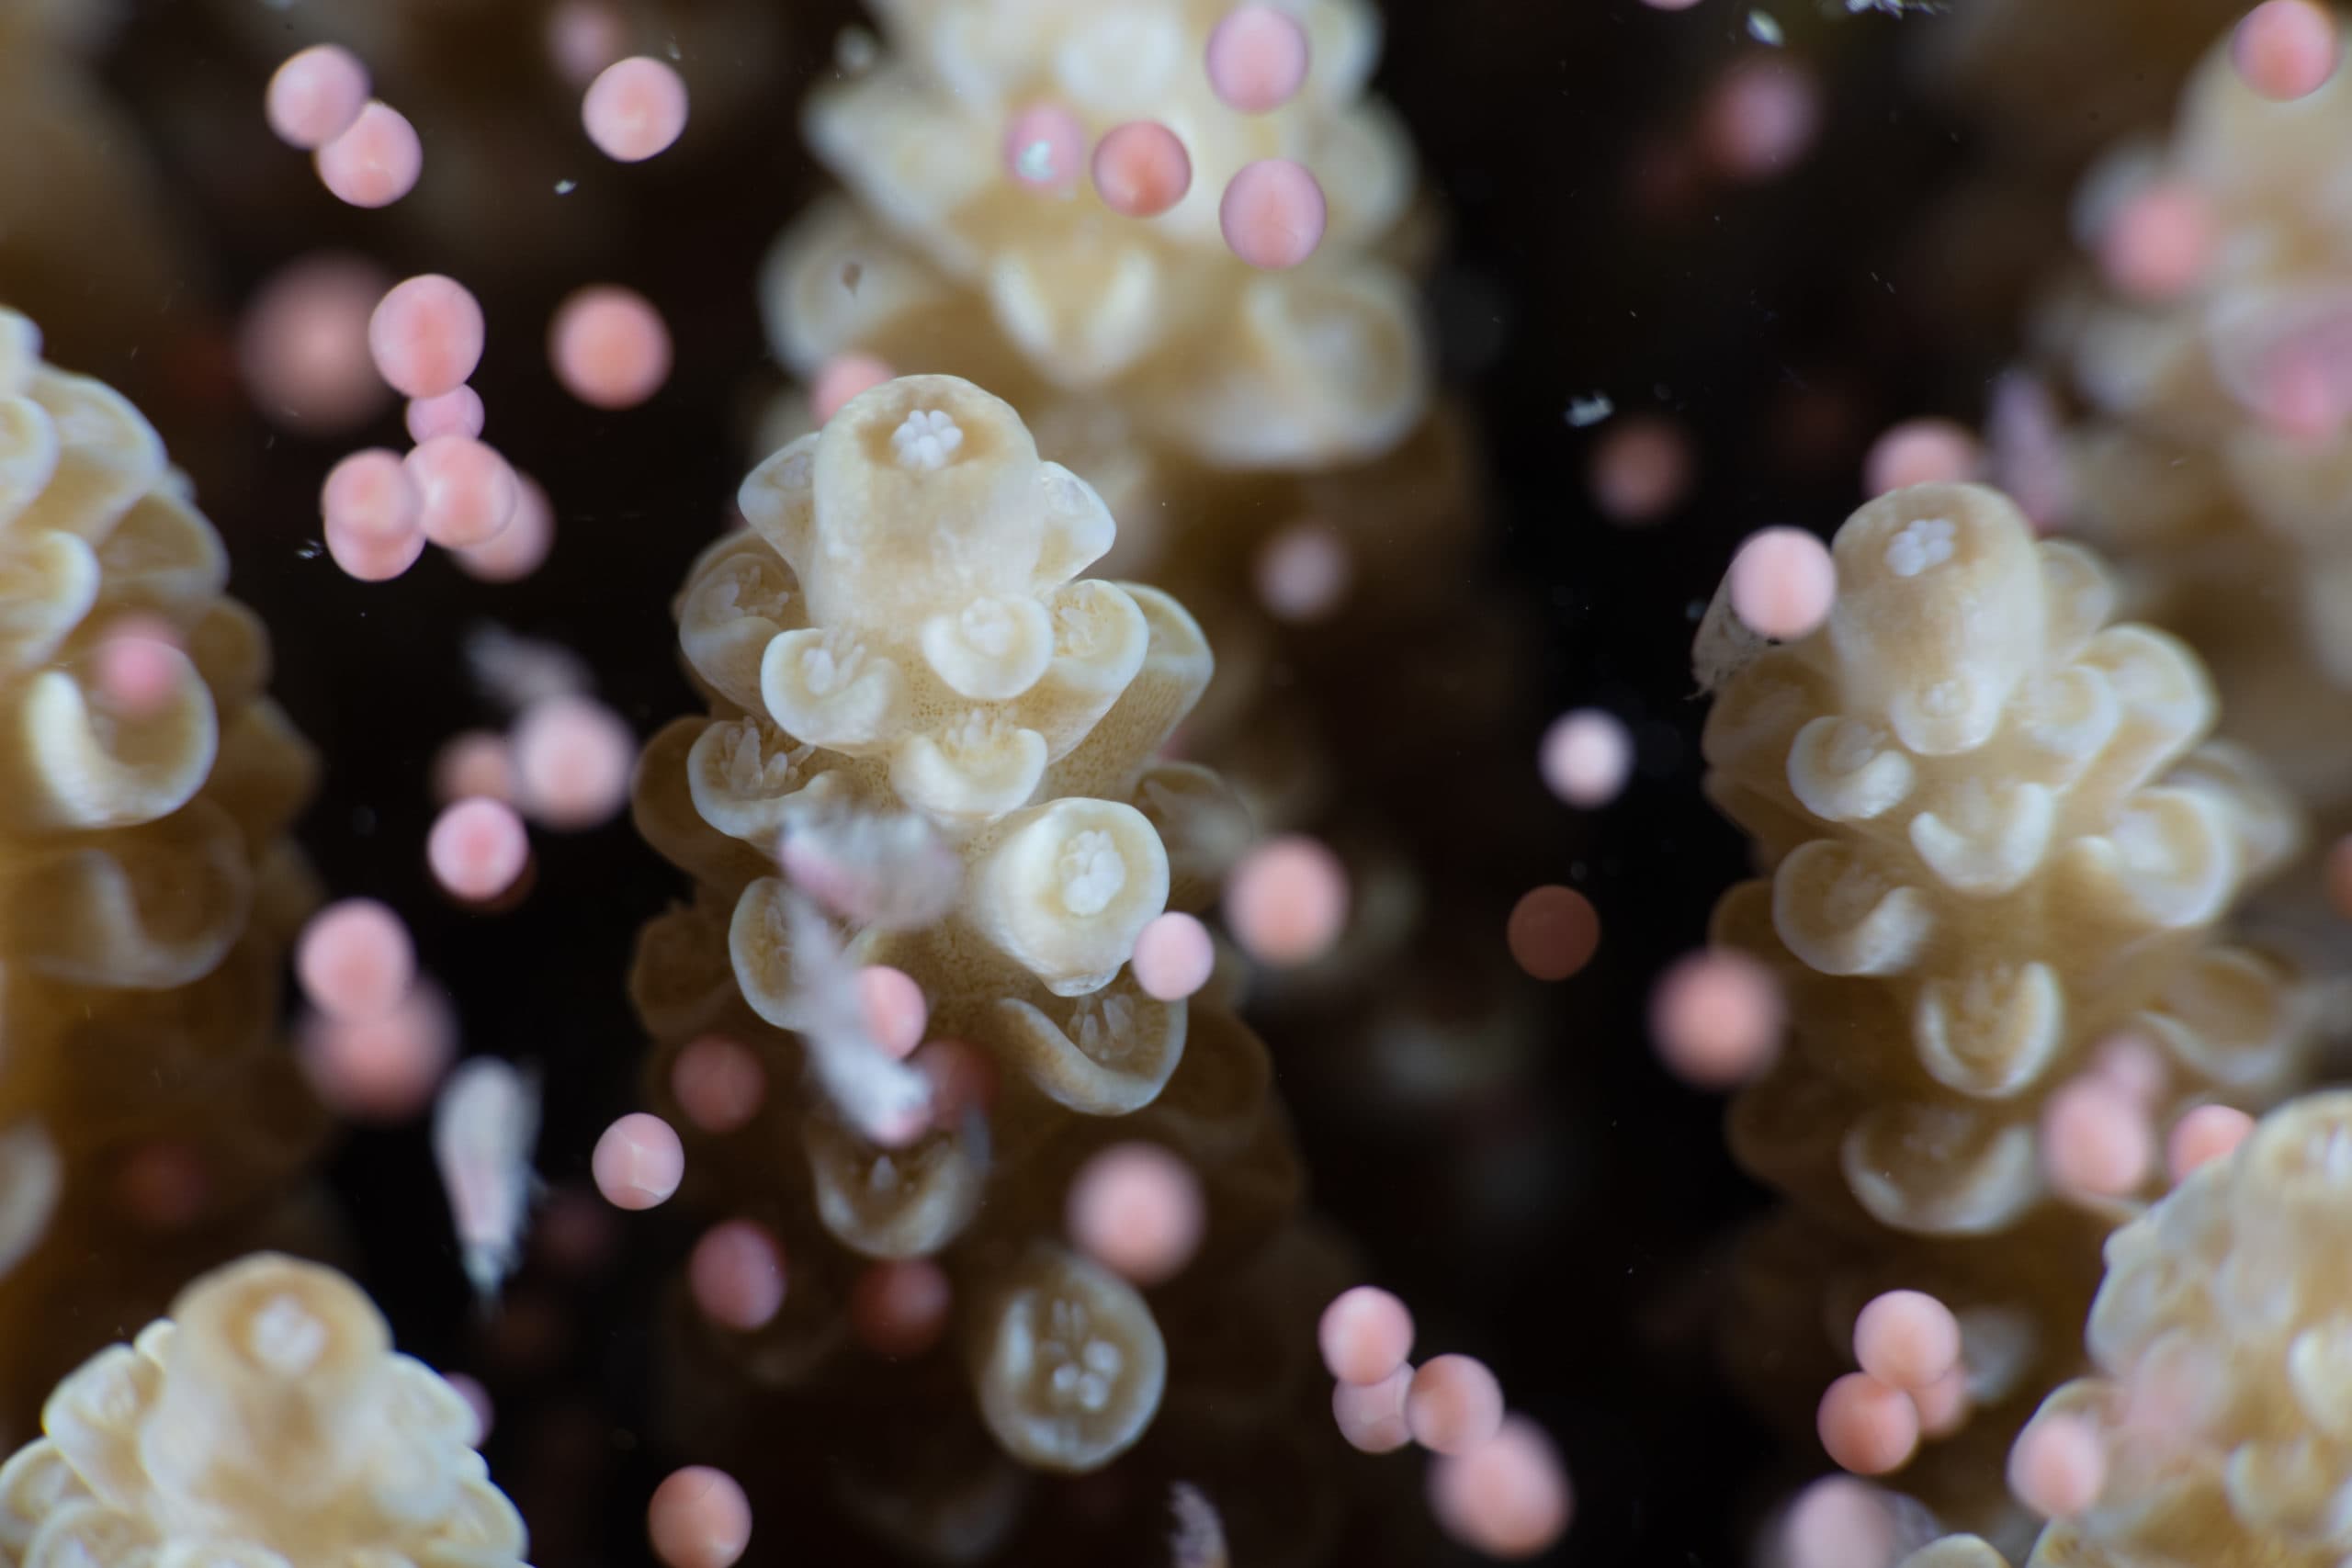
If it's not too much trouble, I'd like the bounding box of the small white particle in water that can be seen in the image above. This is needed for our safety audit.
[1748,9,1785,43]
[1566,394,1614,427]
[554,179,577,195]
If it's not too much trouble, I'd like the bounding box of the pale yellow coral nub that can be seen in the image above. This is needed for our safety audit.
[637,368,1260,1473]
[0,1254,527,1568]
[1704,481,2308,1237]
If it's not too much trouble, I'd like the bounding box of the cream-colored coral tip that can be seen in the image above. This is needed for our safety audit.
[4,1253,526,1568]
[799,376,1047,628]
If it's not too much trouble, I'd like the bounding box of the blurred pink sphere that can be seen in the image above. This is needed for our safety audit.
[550,286,673,410]
[688,1220,786,1330]
[2098,182,2215,304]
[266,45,370,151]
[583,57,689,162]
[1205,6,1311,113]
[1648,948,1782,1088]
[1817,1373,1919,1475]
[1727,525,1836,640]
[407,436,519,550]
[1227,834,1349,966]
[322,447,426,582]
[1864,419,1983,496]
[1220,159,1327,268]
[1781,1477,1897,1568]
[1331,1366,1413,1453]
[1425,1416,1572,1560]
[1092,121,1193,219]
[453,473,556,582]
[1589,413,1693,525]
[851,1258,952,1358]
[1507,886,1600,982]
[1700,57,1820,182]
[1132,912,1216,1000]
[407,386,486,444]
[2042,1077,2154,1200]
[315,102,422,208]
[811,354,894,423]
[594,1112,685,1211]
[2166,1103,2254,1185]
[427,796,530,903]
[856,965,929,1059]
[548,0,629,88]
[1253,520,1351,622]
[297,898,415,1023]
[2233,0,2340,100]
[672,1035,768,1134]
[299,983,456,1122]
[1407,1355,1506,1455]
[433,730,516,807]
[1319,1285,1414,1386]
[512,694,636,829]
[1067,1142,1204,1285]
[1853,1290,1961,1393]
[647,1467,752,1568]
[238,254,394,434]
[1003,102,1086,191]
[1539,708,1632,807]
[370,275,484,400]
[92,618,183,717]
[2009,1414,2107,1518]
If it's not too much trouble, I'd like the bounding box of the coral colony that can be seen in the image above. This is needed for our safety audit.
[29,1,2352,1566]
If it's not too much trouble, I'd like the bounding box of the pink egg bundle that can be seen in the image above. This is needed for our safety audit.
[1225,834,1350,966]
[1317,1285,1572,1558]
[1815,1289,1965,1476]
[267,45,424,209]
[317,273,557,583]
[294,898,458,1121]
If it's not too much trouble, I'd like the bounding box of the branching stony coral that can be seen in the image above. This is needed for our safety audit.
[630,374,1288,1477]
[1705,482,2308,1236]
[1898,1090,2352,1568]
[0,1254,527,1568]
[769,0,1425,476]
[2023,20,2352,821]
[0,309,324,1428]
[1702,482,2314,1540]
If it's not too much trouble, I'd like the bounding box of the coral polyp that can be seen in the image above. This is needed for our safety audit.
[0,1254,527,1568]
[633,373,1277,1480]
[0,308,324,1436]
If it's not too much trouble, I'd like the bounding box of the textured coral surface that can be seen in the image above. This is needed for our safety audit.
[1707,481,2307,1236]
[0,307,323,1436]
[1901,1090,2352,1568]
[0,1253,527,1568]
[775,0,1426,475]
[633,373,1292,1478]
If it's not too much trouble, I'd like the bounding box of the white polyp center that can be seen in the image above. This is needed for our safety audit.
[960,598,1017,658]
[1016,140,1058,182]
[944,708,997,756]
[891,408,965,472]
[1824,862,1887,926]
[1041,1296,1122,1415]
[246,1292,329,1376]
[1885,516,1957,578]
[800,635,864,696]
[1057,829,1127,916]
